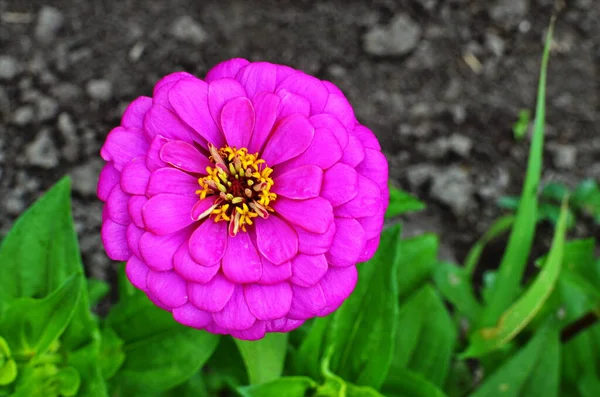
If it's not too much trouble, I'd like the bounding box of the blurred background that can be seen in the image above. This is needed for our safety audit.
[0,0,598,281]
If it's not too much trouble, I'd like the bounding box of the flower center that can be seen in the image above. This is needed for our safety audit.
[196,144,276,236]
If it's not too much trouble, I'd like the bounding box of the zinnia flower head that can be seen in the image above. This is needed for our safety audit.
[98,59,388,340]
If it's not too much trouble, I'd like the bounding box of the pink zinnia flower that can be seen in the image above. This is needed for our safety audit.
[98,59,388,340]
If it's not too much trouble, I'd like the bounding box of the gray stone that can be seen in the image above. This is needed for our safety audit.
[419,134,473,159]
[71,159,104,196]
[406,164,436,189]
[57,112,79,161]
[490,0,528,28]
[51,82,83,104]
[447,134,473,157]
[0,56,20,80]
[35,6,64,43]
[486,31,505,56]
[171,16,208,45]
[25,129,60,169]
[551,144,577,170]
[363,13,422,56]
[430,166,474,216]
[86,79,113,101]
[12,106,35,126]
[36,96,59,121]
[4,192,25,216]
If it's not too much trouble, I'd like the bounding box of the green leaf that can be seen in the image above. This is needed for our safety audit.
[0,274,82,359]
[386,184,426,218]
[480,17,555,327]
[87,279,110,308]
[0,337,17,386]
[234,333,288,385]
[98,327,125,380]
[463,198,568,357]
[463,215,515,276]
[397,233,439,299]
[294,316,332,381]
[67,338,109,397]
[153,372,209,397]
[316,351,385,397]
[579,374,600,397]
[512,109,530,141]
[204,336,249,390]
[433,262,482,324]
[381,368,448,397]
[237,377,317,397]
[56,366,81,397]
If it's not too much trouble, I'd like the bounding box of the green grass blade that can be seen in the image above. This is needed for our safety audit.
[479,16,555,327]
[464,215,515,277]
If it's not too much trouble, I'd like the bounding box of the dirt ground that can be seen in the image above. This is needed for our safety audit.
[0,0,598,281]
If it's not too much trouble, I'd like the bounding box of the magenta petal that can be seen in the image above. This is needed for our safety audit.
[189,219,228,266]
[190,197,218,221]
[142,194,197,235]
[359,236,381,262]
[255,216,298,265]
[146,135,169,172]
[128,195,147,228]
[322,80,344,96]
[277,127,342,172]
[188,273,235,312]
[213,286,257,331]
[275,64,296,85]
[205,58,250,82]
[358,207,385,240]
[126,223,144,258]
[107,185,131,225]
[355,148,388,191]
[310,114,349,150]
[259,258,292,285]
[278,89,310,119]
[153,72,195,98]
[147,270,188,308]
[273,164,322,200]
[231,321,267,341]
[159,140,211,174]
[352,125,381,150]
[334,175,382,219]
[319,266,358,316]
[288,283,327,320]
[169,78,224,147]
[244,282,293,321]
[208,78,247,131]
[326,218,367,267]
[147,168,199,197]
[267,317,304,332]
[321,163,358,207]
[248,92,280,154]
[236,62,278,98]
[221,97,255,148]
[122,96,152,129]
[144,104,195,142]
[174,242,220,283]
[323,93,357,130]
[97,163,120,201]
[173,303,212,329]
[125,255,149,290]
[261,114,314,166]
[139,227,192,271]
[101,219,131,261]
[100,127,149,171]
[274,197,333,234]
[340,135,366,168]
[290,253,328,287]
[295,221,336,255]
[120,158,150,195]
[277,72,328,115]
[222,232,262,283]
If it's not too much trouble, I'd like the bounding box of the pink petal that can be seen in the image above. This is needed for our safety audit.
[189,219,228,266]
[267,317,304,332]
[319,266,358,316]
[248,92,280,153]
[295,221,336,255]
[277,72,329,115]
[275,64,296,85]
[287,283,327,320]
[126,223,144,258]
[235,62,278,98]
[125,255,149,291]
[190,196,218,220]
[107,185,131,225]
[359,236,381,262]
[261,114,314,166]
[276,127,342,172]
[278,89,310,119]
[188,273,235,312]
[159,140,211,174]
[222,232,262,283]
[334,175,383,219]
[358,207,385,240]
[147,270,188,308]
[205,58,250,82]
[100,127,149,171]
[352,124,381,150]
[173,303,212,329]
[101,219,131,261]
[213,286,257,331]
[142,194,197,235]
[231,321,267,341]
[221,97,255,148]
[146,292,172,311]
[320,163,358,207]
[120,157,150,195]
[340,135,366,167]
[259,258,292,285]
[244,282,293,320]
[169,78,224,147]
[208,78,247,131]
[274,197,333,234]
[97,163,120,201]
[355,149,388,192]
[153,71,195,100]
[121,96,152,129]
[272,164,322,200]
[143,104,195,142]
[310,114,349,150]
[139,227,192,271]
[290,253,328,287]
[128,195,147,228]
[255,216,298,265]
[147,167,199,197]
[174,242,220,283]
[144,135,167,172]
[325,218,367,267]
[322,80,344,96]
[323,93,357,130]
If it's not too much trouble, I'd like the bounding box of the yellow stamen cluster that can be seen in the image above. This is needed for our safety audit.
[196,144,277,236]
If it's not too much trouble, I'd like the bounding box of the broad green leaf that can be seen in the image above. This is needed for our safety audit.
[234,333,288,385]
[390,290,426,371]
[520,330,560,397]
[0,274,82,359]
[317,351,385,397]
[444,361,472,397]
[579,374,600,397]
[463,198,568,357]
[205,336,249,390]
[463,215,514,276]
[0,337,17,386]
[397,233,439,299]
[87,279,110,308]
[480,17,555,327]
[149,372,209,397]
[560,238,598,284]
[381,368,448,397]
[238,377,317,397]
[572,179,600,222]
[98,327,125,380]
[325,224,402,389]
[56,366,81,397]
[541,182,570,202]
[67,338,109,397]
[386,184,425,218]
[433,262,481,324]
[294,316,332,380]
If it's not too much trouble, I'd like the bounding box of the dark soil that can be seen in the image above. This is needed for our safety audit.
[1,0,598,280]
